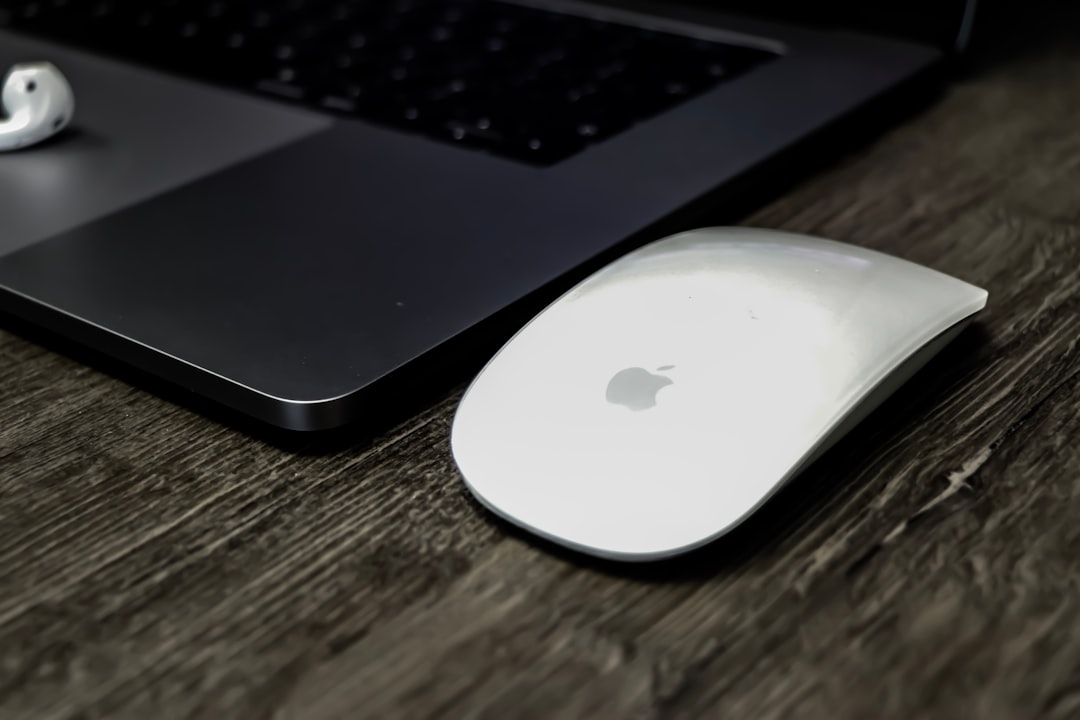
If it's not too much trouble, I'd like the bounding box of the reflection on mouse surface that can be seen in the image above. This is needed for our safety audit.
[451,228,988,561]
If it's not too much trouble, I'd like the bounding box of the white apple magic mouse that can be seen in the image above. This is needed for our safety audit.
[450,228,988,561]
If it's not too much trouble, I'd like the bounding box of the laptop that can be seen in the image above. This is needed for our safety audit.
[0,0,976,432]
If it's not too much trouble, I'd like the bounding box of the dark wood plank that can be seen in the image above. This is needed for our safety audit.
[3,6,1080,718]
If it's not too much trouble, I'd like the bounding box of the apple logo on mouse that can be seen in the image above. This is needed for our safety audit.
[606,365,675,411]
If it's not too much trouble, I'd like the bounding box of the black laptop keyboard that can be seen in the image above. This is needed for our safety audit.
[2,0,777,165]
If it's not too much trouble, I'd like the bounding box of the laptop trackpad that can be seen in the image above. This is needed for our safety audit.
[0,31,331,256]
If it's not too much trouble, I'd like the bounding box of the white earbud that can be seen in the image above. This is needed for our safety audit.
[0,62,75,152]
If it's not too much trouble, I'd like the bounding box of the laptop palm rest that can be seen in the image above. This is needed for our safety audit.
[0,121,644,431]
[0,31,329,257]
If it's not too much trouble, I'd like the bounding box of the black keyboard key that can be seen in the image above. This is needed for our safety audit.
[256,77,306,101]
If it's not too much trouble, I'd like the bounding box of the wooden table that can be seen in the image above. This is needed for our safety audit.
[4,7,1080,718]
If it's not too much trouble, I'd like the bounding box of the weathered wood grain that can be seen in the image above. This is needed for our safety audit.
[3,7,1080,719]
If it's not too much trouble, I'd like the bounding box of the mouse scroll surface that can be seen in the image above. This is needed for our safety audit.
[451,228,988,561]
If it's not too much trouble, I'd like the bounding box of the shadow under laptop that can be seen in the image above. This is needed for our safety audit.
[467,323,992,584]
[0,304,470,454]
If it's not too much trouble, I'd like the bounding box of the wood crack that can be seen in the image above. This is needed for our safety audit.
[849,362,1080,578]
